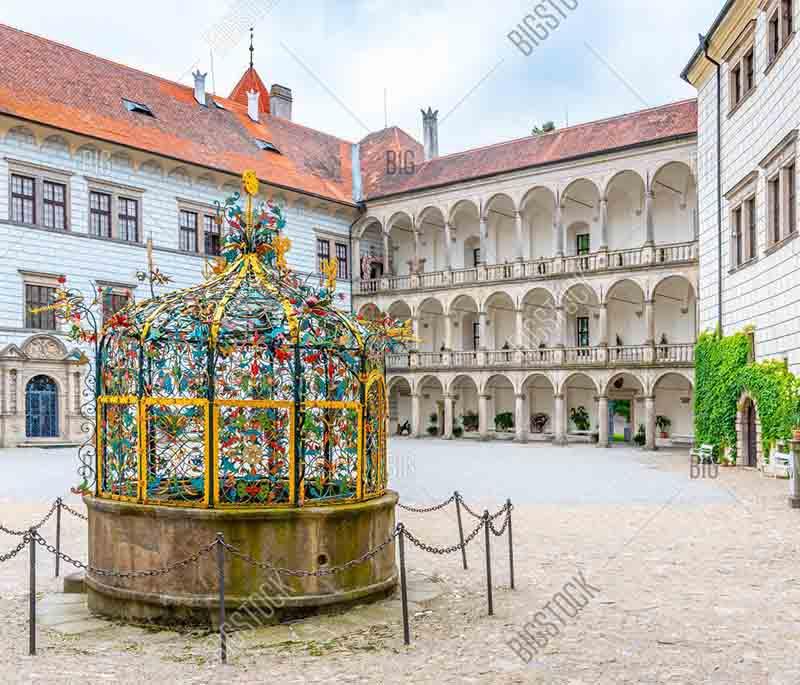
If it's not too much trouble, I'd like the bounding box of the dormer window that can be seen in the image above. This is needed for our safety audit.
[255,139,280,154]
[122,98,154,117]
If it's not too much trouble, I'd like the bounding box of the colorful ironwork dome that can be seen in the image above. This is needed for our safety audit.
[95,172,406,508]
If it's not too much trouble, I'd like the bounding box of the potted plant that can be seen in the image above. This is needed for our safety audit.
[453,426,464,438]
[633,424,646,447]
[531,413,549,434]
[427,412,439,437]
[656,415,671,439]
[569,406,591,432]
[495,412,514,432]
[463,411,479,432]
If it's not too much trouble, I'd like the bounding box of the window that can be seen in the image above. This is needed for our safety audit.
[204,215,221,256]
[770,176,782,243]
[744,49,755,92]
[179,210,198,252]
[731,63,742,106]
[576,233,590,255]
[747,197,757,260]
[118,197,139,242]
[89,191,112,237]
[42,181,66,230]
[770,11,781,62]
[25,284,56,330]
[472,248,481,268]
[788,163,796,234]
[103,290,130,323]
[732,206,743,266]
[316,238,331,272]
[576,317,590,348]
[122,98,154,117]
[254,139,280,154]
[768,1,793,66]
[11,174,35,224]
[472,321,480,351]
[335,242,349,279]
[783,0,794,40]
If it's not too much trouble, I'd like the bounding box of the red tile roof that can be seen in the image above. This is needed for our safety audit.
[362,100,699,200]
[229,67,271,114]
[0,24,355,205]
[0,24,698,208]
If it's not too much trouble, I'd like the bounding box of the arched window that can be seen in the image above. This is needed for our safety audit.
[26,375,58,438]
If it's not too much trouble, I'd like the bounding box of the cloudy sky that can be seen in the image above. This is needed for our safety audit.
[2,0,721,155]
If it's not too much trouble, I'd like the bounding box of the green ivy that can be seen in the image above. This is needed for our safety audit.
[695,329,800,460]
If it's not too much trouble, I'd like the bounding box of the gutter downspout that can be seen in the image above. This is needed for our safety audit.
[700,34,724,336]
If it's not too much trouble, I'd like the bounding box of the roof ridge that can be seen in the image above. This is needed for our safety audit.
[0,22,201,96]
[430,98,698,163]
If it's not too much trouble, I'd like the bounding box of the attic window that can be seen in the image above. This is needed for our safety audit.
[255,139,280,154]
[213,99,227,110]
[122,98,154,117]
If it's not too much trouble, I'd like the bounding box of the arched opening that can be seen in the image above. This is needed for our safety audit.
[389,378,413,436]
[562,284,600,358]
[562,179,600,255]
[653,276,697,356]
[449,295,480,353]
[741,397,759,467]
[387,212,415,276]
[652,162,697,245]
[485,374,515,436]
[607,279,647,349]
[485,194,516,265]
[563,373,598,440]
[653,373,694,446]
[359,220,385,281]
[450,201,481,270]
[417,297,446,353]
[418,375,445,437]
[451,375,479,436]
[386,301,413,369]
[606,171,646,250]
[605,373,645,444]
[522,374,555,440]
[25,375,59,438]
[521,287,557,351]
[521,187,556,260]
[484,291,516,353]
[418,207,447,272]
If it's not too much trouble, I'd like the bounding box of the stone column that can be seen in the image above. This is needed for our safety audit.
[554,203,564,257]
[597,395,609,448]
[479,215,488,265]
[553,393,567,445]
[413,229,421,274]
[443,395,455,440]
[515,210,525,261]
[644,189,655,245]
[411,316,420,350]
[598,303,609,347]
[382,232,391,275]
[478,311,488,350]
[411,393,422,438]
[556,305,568,347]
[352,237,361,284]
[644,299,655,345]
[514,393,527,443]
[599,196,609,251]
[444,313,453,351]
[645,396,656,450]
[443,221,453,271]
[515,308,525,349]
[478,394,490,440]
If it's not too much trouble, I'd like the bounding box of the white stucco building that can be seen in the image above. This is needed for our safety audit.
[683,0,800,374]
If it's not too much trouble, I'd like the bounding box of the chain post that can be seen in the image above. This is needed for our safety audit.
[483,511,493,617]
[507,499,515,590]
[55,498,62,578]
[454,491,467,570]
[28,529,36,656]
[398,524,410,646]
[216,532,227,664]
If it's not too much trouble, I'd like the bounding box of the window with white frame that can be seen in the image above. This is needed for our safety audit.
[759,130,798,248]
[87,180,143,243]
[178,200,218,254]
[20,271,62,330]
[179,209,199,252]
[8,163,71,230]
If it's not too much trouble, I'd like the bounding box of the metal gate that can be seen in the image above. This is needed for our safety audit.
[25,375,59,438]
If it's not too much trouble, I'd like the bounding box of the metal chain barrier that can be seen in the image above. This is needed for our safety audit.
[0,534,30,562]
[401,517,485,555]
[221,528,401,577]
[456,494,484,520]
[30,531,218,578]
[489,507,512,537]
[397,493,456,513]
[60,500,88,521]
[0,501,58,537]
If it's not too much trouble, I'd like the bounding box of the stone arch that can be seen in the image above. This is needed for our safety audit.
[604,371,646,398]
[417,374,445,437]
[24,374,60,439]
[484,373,516,433]
[111,152,134,171]
[386,211,415,276]
[521,287,558,349]
[562,372,600,436]
[652,275,696,346]
[651,372,694,443]
[605,170,647,250]
[387,300,412,320]
[562,178,601,254]
[483,291,516,351]
[416,206,447,271]
[6,125,37,147]
[651,370,694,394]
[167,166,191,186]
[21,334,68,360]
[448,294,480,352]
[561,282,601,309]
[355,215,383,239]
[484,192,517,215]
[560,371,600,396]
[603,169,647,198]
[387,211,413,233]
[521,186,557,260]
[41,135,70,157]
[388,376,413,435]
[522,372,556,437]
[606,278,647,347]
[521,185,557,211]
[483,193,517,265]
[449,374,480,435]
[736,392,762,467]
[416,297,446,353]
[140,158,164,177]
[651,161,697,244]
[482,372,516,396]
[448,199,480,224]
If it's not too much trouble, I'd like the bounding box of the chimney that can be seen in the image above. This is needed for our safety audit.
[247,90,260,122]
[270,84,293,120]
[421,107,439,161]
[193,70,207,106]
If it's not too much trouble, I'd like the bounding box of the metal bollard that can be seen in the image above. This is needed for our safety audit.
[507,499,515,590]
[483,511,493,616]
[55,498,62,578]
[216,532,227,664]
[398,525,410,645]
[29,528,36,656]
[454,491,467,570]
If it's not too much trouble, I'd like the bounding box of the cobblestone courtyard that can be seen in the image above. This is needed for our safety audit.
[1,440,799,684]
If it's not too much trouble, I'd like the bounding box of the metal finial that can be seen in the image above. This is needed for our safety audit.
[249,27,254,69]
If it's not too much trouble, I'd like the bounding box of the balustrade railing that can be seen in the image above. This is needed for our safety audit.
[358,241,697,295]
[608,345,648,364]
[655,343,695,363]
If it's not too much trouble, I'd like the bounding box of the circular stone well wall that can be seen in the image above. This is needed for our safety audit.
[85,492,398,625]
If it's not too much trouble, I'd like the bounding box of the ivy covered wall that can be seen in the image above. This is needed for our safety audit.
[695,330,800,460]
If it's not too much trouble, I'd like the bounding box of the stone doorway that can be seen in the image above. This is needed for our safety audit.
[736,393,762,468]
